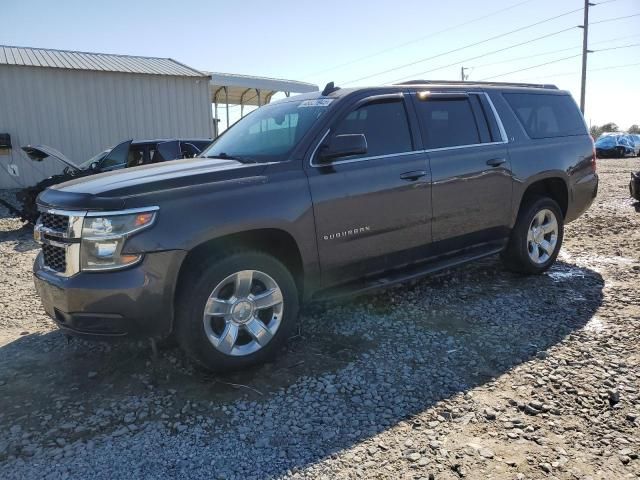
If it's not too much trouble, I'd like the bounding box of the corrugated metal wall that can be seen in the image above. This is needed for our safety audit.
[0,65,213,188]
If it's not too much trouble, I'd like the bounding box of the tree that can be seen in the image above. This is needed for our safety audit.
[629,124,640,134]
[590,122,619,139]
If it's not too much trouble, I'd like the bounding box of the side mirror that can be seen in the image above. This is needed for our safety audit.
[90,162,99,170]
[317,134,367,162]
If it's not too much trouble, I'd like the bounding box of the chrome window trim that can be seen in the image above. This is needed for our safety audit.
[423,141,507,153]
[469,91,509,143]
[309,91,510,168]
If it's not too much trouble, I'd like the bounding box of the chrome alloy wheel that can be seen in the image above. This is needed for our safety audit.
[527,209,558,264]
[202,270,284,356]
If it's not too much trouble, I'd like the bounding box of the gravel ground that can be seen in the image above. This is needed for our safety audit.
[0,159,639,479]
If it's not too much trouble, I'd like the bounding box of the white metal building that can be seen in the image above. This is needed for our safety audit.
[0,45,318,189]
[0,46,213,189]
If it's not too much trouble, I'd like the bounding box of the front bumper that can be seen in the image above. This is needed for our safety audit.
[34,249,186,339]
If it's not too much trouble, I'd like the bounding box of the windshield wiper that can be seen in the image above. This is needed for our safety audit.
[205,152,256,163]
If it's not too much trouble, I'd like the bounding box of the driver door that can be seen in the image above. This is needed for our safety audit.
[305,94,432,286]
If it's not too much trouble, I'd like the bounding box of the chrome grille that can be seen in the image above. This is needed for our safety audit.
[41,212,69,233]
[42,244,67,272]
[35,209,85,277]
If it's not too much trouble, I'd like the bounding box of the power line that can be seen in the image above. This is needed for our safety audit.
[518,61,640,80]
[590,12,640,25]
[387,26,577,84]
[480,53,582,80]
[340,6,585,85]
[470,33,640,69]
[491,41,640,83]
[595,43,640,52]
[300,0,536,79]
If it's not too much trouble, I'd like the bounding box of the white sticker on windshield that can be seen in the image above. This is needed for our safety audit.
[298,99,334,108]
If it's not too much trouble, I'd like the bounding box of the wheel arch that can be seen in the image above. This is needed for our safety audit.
[516,175,569,221]
[174,228,306,312]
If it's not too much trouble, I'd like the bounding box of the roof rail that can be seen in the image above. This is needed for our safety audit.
[395,79,558,90]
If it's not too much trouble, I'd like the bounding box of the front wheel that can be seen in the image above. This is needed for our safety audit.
[501,196,564,274]
[175,251,299,371]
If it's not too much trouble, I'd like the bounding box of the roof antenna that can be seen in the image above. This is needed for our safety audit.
[321,82,340,96]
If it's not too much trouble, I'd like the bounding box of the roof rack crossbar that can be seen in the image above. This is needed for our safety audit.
[395,79,558,90]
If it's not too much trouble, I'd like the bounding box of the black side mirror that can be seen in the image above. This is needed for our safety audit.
[317,134,367,162]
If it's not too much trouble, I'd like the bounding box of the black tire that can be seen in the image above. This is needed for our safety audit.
[501,196,564,275]
[616,146,625,158]
[175,251,299,372]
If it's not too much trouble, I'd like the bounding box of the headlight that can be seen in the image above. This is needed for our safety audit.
[81,209,157,271]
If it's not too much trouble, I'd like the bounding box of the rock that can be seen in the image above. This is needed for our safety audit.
[479,448,494,459]
[484,408,497,420]
[540,463,552,473]
[619,455,631,465]
[608,389,620,406]
[407,452,421,462]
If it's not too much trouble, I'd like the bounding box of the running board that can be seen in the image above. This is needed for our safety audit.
[313,243,505,301]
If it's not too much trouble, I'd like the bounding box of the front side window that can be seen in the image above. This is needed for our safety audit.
[201,99,333,162]
[331,99,413,158]
[415,98,481,149]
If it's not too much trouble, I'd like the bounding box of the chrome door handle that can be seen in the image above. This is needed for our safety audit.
[486,158,506,167]
[400,170,428,181]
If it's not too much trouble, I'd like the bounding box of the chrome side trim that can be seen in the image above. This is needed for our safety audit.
[85,206,160,217]
[42,208,88,218]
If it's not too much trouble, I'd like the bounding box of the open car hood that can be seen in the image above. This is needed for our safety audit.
[21,145,78,171]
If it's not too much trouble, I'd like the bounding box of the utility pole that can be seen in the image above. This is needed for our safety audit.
[461,66,470,81]
[579,1,594,114]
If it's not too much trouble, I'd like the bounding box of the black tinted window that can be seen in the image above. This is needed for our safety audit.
[333,100,413,158]
[415,98,480,149]
[504,93,586,139]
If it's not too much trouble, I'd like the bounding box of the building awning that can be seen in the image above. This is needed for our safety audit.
[205,72,318,107]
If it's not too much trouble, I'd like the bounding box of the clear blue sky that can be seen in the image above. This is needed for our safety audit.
[3,0,639,128]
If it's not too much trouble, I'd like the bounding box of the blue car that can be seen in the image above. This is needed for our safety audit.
[595,135,635,158]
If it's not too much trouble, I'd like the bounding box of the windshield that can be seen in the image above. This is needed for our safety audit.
[200,98,334,162]
[78,149,110,169]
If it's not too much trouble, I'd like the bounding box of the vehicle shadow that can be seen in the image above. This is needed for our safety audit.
[0,258,604,477]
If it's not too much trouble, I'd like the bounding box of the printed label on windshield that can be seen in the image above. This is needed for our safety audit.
[298,99,334,108]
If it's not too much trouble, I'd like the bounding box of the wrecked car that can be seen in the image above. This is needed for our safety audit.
[17,138,212,222]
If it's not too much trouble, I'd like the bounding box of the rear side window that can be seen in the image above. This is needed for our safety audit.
[414,98,481,149]
[332,99,413,158]
[503,93,586,139]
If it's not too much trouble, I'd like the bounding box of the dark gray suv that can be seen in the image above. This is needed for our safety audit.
[32,81,598,371]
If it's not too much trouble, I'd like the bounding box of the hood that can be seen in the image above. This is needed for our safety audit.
[22,145,79,171]
[37,157,268,211]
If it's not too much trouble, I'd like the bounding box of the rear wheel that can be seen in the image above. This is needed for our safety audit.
[176,251,299,371]
[501,196,564,274]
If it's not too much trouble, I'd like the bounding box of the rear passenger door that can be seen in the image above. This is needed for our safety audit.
[412,91,512,247]
[306,94,432,285]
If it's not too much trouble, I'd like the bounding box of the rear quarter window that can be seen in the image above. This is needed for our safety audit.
[503,93,586,139]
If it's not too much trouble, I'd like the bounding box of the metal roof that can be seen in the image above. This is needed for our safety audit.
[206,72,318,106]
[0,45,207,77]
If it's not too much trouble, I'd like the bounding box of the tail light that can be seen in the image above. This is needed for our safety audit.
[590,138,597,173]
